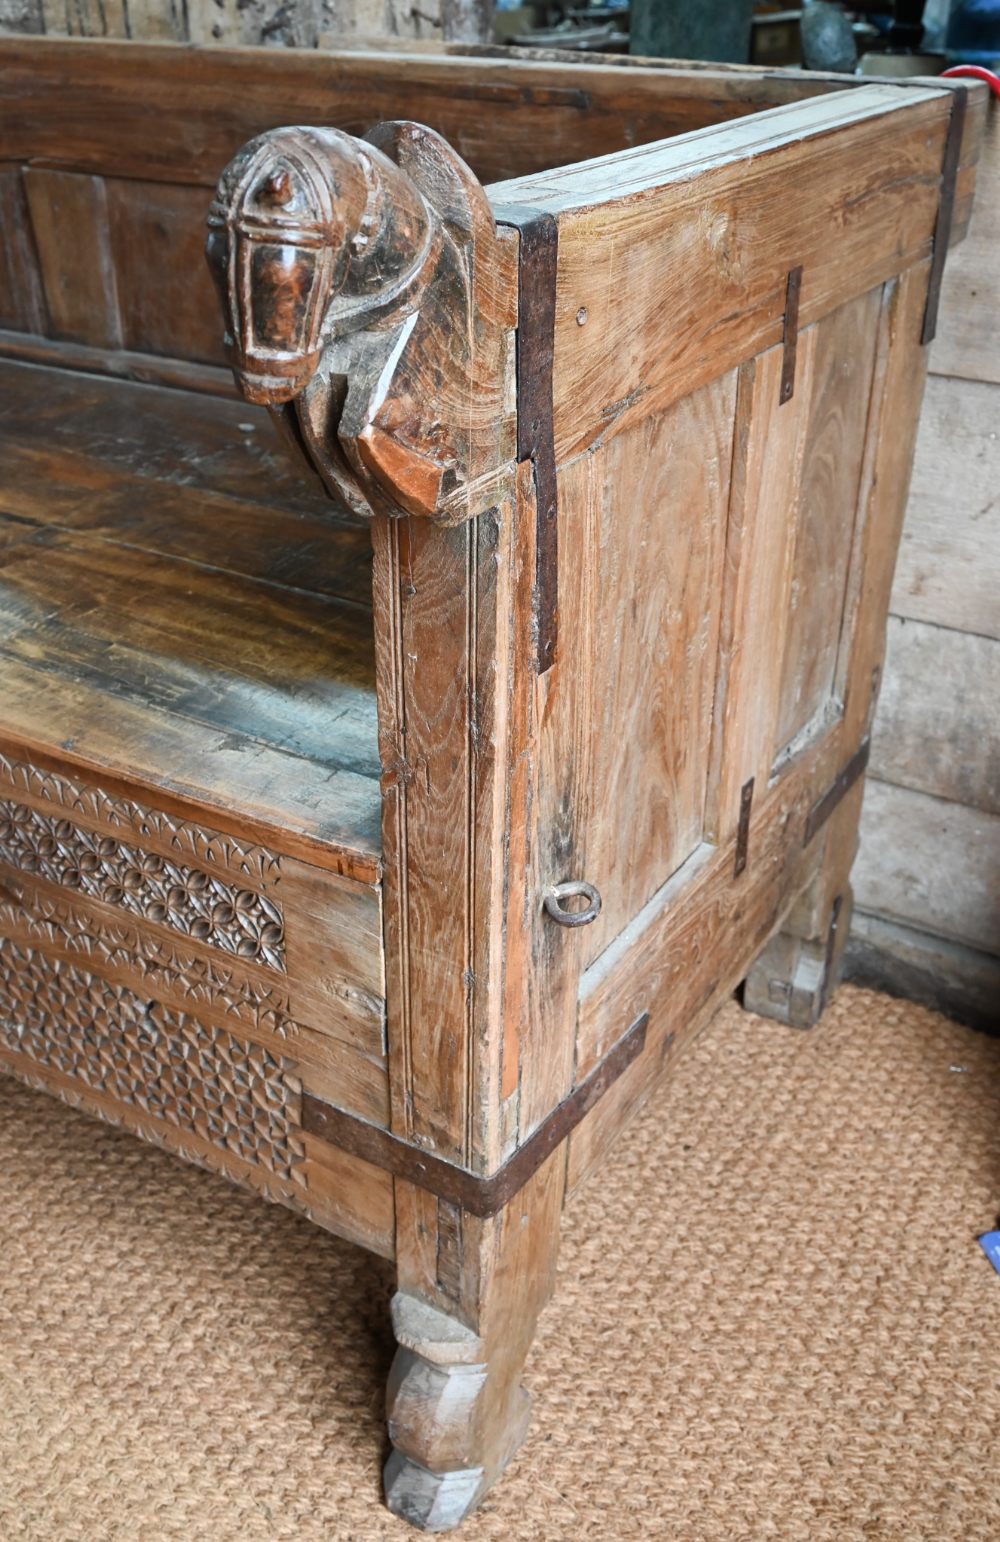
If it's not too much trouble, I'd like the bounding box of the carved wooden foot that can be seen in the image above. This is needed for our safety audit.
[385,1158,564,1530]
[383,1293,530,1531]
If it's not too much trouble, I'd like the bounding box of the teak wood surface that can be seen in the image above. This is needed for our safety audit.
[0,37,986,1532]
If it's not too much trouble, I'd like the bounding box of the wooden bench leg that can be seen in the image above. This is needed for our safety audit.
[384,1155,564,1531]
[743,780,863,1029]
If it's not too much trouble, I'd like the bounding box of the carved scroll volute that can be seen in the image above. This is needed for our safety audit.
[206,121,515,524]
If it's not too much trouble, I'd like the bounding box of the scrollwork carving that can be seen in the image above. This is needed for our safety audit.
[206,120,513,524]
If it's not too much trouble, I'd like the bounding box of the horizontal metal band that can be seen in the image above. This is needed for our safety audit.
[302,1011,648,1219]
[803,737,870,848]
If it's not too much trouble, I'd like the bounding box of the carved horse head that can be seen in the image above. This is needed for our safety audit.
[206,126,436,408]
[207,121,507,522]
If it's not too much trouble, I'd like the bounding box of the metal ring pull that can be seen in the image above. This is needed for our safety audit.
[543,880,602,928]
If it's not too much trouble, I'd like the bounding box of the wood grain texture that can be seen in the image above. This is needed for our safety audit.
[838,263,933,753]
[773,288,882,755]
[870,618,1000,816]
[891,374,1000,641]
[105,178,228,365]
[853,779,1000,956]
[23,167,121,347]
[930,98,1000,388]
[550,375,735,968]
[0,39,984,192]
[705,335,816,844]
[373,506,521,1170]
[0,360,384,876]
[567,739,831,1186]
[493,85,952,464]
[0,165,46,333]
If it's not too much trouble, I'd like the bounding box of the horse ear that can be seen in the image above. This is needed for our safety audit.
[365,120,495,251]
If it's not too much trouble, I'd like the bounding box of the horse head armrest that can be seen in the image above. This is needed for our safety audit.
[206,121,514,523]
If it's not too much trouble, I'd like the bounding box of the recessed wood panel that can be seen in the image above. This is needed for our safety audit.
[23,167,122,347]
[550,373,736,967]
[773,288,882,757]
[705,335,818,844]
[0,166,46,334]
[105,178,228,365]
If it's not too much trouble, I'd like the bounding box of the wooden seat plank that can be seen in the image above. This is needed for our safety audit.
[0,365,383,875]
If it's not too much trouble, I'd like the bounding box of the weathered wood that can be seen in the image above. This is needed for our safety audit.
[0,166,46,333]
[0,40,985,1531]
[1,39,984,193]
[704,336,816,844]
[891,374,1000,641]
[930,97,1000,386]
[846,909,1000,1036]
[491,85,953,464]
[853,779,1000,956]
[870,618,1000,816]
[386,1154,564,1529]
[0,361,384,877]
[774,289,882,755]
[23,168,122,347]
[548,374,735,968]
[300,1011,644,1217]
[106,178,228,365]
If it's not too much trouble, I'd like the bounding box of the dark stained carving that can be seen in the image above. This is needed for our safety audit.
[0,939,302,1180]
[1,799,286,970]
[206,121,514,524]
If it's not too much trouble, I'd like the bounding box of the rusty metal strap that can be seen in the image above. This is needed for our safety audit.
[803,738,870,848]
[302,1012,648,1219]
[921,85,968,346]
[494,202,559,675]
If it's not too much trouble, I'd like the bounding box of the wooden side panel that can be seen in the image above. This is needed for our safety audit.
[493,86,952,465]
[557,270,934,1184]
[773,287,882,756]
[705,335,816,843]
[549,376,736,968]
[105,177,228,365]
[0,166,46,333]
[22,168,122,347]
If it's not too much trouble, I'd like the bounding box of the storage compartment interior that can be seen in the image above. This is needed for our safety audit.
[0,359,383,868]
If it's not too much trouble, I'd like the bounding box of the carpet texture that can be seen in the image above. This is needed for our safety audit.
[1,984,998,1542]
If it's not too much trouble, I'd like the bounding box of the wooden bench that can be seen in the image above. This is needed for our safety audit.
[0,37,986,1530]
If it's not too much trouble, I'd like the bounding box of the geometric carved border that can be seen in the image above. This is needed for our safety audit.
[0,939,302,1181]
[0,750,281,886]
[0,888,297,1038]
[1,798,286,971]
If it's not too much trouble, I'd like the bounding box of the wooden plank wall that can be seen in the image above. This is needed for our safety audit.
[847,101,1000,1033]
[0,0,477,47]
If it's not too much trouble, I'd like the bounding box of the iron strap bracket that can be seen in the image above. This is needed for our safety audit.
[302,1011,648,1219]
[803,737,871,848]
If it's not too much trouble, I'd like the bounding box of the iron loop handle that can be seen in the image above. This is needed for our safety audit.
[543,880,602,928]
